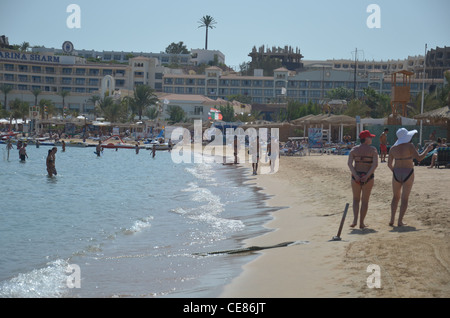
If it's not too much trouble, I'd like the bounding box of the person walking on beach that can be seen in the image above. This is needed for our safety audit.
[46,147,57,177]
[348,130,379,229]
[19,144,28,162]
[379,128,389,162]
[251,136,260,175]
[388,128,433,227]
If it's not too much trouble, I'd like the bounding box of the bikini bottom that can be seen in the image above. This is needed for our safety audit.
[393,168,414,184]
[352,171,374,185]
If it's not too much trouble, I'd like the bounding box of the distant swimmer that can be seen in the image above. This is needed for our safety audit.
[135,143,140,154]
[19,144,28,162]
[46,147,57,177]
[95,141,103,156]
[151,143,156,158]
[6,139,13,160]
[62,140,66,152]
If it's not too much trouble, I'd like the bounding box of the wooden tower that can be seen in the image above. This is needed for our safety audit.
[389,70,414,124]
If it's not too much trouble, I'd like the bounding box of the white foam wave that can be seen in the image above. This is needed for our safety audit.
[0,259,70,298]
[123,216,153,235]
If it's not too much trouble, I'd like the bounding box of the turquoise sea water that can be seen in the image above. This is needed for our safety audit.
[0,144,277,298]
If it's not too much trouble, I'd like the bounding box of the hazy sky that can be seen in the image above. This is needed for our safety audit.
[1,0,449,68]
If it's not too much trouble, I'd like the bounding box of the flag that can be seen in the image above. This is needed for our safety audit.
[208,108,223,121]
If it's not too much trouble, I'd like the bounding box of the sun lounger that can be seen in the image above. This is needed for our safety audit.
[435,147,450,168]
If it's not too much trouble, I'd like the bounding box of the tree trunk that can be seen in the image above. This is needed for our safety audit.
[205,28,208,50]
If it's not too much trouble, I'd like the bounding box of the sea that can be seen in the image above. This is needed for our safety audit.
[0,143,279,298]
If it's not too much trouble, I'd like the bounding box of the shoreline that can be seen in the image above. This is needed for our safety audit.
[220,155,450,298]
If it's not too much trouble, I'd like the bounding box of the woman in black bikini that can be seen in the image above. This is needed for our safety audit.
[387,128,433,227]
[348,130,379,229]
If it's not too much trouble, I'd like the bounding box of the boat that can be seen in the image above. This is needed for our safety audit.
[144,140,170,151]
[0,131,19,140]
[101,135,137,149]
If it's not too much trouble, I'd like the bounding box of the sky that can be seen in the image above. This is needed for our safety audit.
[0,0,449,68]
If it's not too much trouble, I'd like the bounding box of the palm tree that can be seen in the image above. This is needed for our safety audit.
[198,15,217,50]
[31,88,42,106]
[58,90,70,117]
[39,99,55,120]
[130,85,158,120]
[1,84,12,111]
[20,41,30,52]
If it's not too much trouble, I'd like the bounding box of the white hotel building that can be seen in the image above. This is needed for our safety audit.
[0,48,445,120]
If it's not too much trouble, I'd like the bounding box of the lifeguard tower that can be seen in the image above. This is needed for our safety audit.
[389,70,414,125]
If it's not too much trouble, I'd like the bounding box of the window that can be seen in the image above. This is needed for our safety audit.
[264,80,273,87]
[310,81,321,88]
[175,78,184,85]
[164,78,173,85]
[231,80,240,86]
[89,79,99,86]
[155,73,163,80]
[175,87,184,94]
[63,68,72,74]
[18,65,28,72]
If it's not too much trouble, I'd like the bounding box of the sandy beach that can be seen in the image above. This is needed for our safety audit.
[220,154,450,298]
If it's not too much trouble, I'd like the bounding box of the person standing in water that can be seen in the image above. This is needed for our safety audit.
[96,141,102,157]
[6,139,14,160]
[46,147,57,177]
[387,128,433,227]
[19,144,28,162]
[347,130,379,229]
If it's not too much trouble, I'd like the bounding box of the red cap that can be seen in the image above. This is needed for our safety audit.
[359,130,375,139]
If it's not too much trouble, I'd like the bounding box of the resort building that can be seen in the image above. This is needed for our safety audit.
[0,48,166,113]
[1,43,447,122]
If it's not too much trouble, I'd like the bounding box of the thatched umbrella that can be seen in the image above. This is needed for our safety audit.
[323,115,356,142]
[414,106,450,122]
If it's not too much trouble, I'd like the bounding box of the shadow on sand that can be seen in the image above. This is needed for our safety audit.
[389,225,419,233]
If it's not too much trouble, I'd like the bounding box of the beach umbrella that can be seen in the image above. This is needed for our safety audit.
[414,106,450,121]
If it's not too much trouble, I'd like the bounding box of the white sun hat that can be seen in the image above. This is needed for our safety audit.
[393,128,418,146]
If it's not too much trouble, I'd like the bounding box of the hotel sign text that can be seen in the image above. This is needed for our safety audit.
[0,51,60,63]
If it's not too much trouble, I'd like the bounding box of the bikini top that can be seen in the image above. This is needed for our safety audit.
[396,157,413,161]
[355,156,374,164]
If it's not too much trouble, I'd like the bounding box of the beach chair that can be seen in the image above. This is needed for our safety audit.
[435,147,450,169]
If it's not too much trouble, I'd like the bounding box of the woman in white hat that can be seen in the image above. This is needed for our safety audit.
[387,128,433,227]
